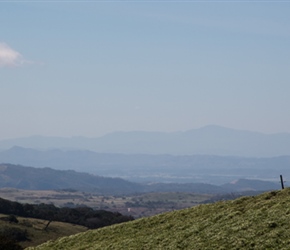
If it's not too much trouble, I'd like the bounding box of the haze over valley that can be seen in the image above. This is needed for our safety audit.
[1,1,289,191]
[1,2,290,248]
[0,125,289,186]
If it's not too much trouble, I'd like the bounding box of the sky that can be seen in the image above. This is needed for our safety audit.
[0,0,290,140]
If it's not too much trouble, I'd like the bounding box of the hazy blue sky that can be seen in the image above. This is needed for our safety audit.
[1,0,290,139]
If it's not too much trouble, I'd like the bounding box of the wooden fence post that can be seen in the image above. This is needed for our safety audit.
[280,175,285,190]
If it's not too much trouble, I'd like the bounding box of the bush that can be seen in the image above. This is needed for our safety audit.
[8,215,19,223]
[0,226,29,242]
[0,235,23,250]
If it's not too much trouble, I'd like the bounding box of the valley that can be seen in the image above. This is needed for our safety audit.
[1,147,289,185]
[0,188,213,218]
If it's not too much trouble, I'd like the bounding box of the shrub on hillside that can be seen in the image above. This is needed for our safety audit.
[0,214,19,223]
[0,197,134,229]
[0,226,29,242]
[0,235,23,250]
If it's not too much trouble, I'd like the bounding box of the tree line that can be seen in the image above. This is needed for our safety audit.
[0,197,134,229]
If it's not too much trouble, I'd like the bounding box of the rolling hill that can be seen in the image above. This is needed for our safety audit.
[0,164,280,195]
[0,164,142,195]
[0,213,87,249]
[28,188,290,250]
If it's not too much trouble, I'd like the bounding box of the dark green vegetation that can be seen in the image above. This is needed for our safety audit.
[28,188,290,250]
[0,213,87,249]
[0,197,133,230]
[0,196,133,249]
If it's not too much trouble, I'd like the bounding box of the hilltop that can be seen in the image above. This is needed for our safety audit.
[28,188,290,250]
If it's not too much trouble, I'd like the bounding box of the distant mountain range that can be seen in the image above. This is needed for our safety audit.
[0,125,290,157]
[0,164,281,195]
[0,147,289,185]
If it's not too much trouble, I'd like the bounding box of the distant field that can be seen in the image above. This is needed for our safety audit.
[0,188,212,218]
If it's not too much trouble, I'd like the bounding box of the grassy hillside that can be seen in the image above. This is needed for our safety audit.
[0,214,87,249]
[27,188,290,250]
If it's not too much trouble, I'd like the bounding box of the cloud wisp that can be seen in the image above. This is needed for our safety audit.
[0,42,26,67]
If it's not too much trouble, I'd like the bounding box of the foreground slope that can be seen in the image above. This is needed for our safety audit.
[28,188,290,250]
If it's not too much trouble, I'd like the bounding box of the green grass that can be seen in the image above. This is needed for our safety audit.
[27,188,290,250]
